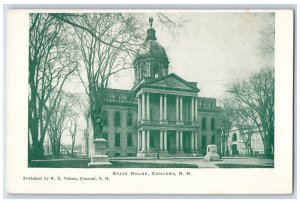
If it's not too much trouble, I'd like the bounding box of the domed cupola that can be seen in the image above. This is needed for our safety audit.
[133,17,169,85]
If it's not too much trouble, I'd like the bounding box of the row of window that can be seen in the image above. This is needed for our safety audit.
[200,101,215,108]
[103,132,219,149]
[136,62,162,80]
[102,133,133,147]
[108,94,132,102]
[201,118,216,130]
[102,111,133,127]
[102,111,216,130]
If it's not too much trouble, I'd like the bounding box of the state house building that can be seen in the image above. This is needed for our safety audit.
[86,21,222,158]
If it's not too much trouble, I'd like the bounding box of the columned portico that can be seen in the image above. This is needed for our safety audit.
[133,21,200,158]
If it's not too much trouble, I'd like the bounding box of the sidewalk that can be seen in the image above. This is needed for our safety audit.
[29,157,274,168]
[110,157,274,168]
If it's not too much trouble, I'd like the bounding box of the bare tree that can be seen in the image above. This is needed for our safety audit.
[219,98,234,156]
[47,13,186,142]
[69,117,79,158]
[29,14,79,159]
[80,95,90,155]
[72,14,141,139]
[46,92,78,158]
[232,106,256,155]
[226,68,274,158]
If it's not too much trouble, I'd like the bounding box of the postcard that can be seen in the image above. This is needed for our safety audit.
[6,9,294,194]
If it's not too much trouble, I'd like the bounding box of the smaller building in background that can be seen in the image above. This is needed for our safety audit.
[227,127,264,156]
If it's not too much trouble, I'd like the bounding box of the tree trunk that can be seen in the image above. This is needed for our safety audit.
[71,139,75,158]
[264,131,273,158]
[51,137,61,158]
[31,140,45,160]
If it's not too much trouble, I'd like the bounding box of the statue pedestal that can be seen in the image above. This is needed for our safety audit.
[88,138,111,167]
[204,145,220,161]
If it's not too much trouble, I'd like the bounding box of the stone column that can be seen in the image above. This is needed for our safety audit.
[138,96,141,121]
[146,93,150,121]
[194,98,198,122]
[142,93,145,121]
[191,97,194,122]
[176,131,179,151]
[191,132,195,151]
[164,130,167,151]
[142,130,146,151]
[146,130,150,151]
[195,132,198,150]
[160,130,163,150]
[176,96,179,122]
[164,95,167,121]
[180,96,183,122]
[179,131,183,151]
[137,131,140,151]
[160,94,163,121]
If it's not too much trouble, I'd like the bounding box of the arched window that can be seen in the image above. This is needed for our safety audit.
[202,118,206,130]
[153,63,159,78]
[211,118,215,130]
[102,110,108,126]
[232,133,237,141]
[141,62,147,77]
[114,111,121,127]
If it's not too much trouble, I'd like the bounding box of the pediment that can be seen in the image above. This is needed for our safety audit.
[145,74,199,92]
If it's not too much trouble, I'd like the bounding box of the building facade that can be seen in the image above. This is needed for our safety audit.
[227,128,265,156]
[87,21,222,158]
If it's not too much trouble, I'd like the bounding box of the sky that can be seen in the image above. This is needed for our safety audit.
[61,12,275,146]
[109,12,274,98]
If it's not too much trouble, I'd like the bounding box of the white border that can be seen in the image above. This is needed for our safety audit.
[6,9,293,194]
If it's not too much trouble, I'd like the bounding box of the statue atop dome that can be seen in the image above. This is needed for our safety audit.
[149,17,153,27]
[146,17,156,41]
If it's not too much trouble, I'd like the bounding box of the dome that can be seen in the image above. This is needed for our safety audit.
[135,39,169,63]
[134,22,169,64]
[133,18,170,85]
